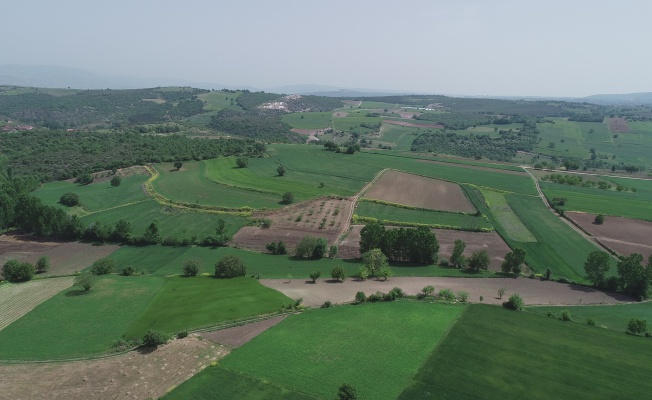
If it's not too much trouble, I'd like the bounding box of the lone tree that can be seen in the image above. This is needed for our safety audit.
[502,293,525,311]
[584,251,611,287]
[450,239,466,268]
[501,248,526,276]
[110,175,122,187]
[468,250,490,272]
[309,270,321,283]
[331,265,346,282]
[91,258,116,275]
[277,165,286,176]
[627,318,648,335]
[215,255,246,278]
[338,383,358,400]
[59,192,80,207]
[183,259,201,276]
[174,161,183,170]
[74,273,95,292]
[35,256,50,273]
[281,192,294,204]
[594,214,605,225]
[236,157,249,168]
[362,248,388,277]
[617,253,651,300]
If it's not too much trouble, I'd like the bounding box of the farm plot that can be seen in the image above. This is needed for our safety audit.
[529,302,652,332]
[607,117,630,133]
[201,315,287,348]
[481,190,536,242]
[0,277,73,331]
[0,335,228,400]
[231,196,354,252]
[566,212,652,259]
[363,170,476,212]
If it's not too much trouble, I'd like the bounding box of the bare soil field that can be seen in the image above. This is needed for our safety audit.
[333,111,348,118]
[338,225,511,269]
[417,159,527,176]
[261,276,632,308]
[607,117,630,133]
[383,120,443,129]
[0,234,120,276]
[0,277,73,331]
[567,212,652,259]
[363,170,475,212]
[231,197,355,252]
[201,315,287,348]
[0,335,228,400]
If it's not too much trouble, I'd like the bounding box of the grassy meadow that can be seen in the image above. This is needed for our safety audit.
[528,302,652,332]
[282,112,332,129]
[481,190,536,241]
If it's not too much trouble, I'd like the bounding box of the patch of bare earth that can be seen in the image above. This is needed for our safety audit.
[0,335,228,400]
[417,158,527,176]
[363,170,475,212]
[607,117,630,133]
[261,277,632,308]
[333,111,348,118]
[338,225,511,270]
[201,316,287,348]
[383,120,443,129]
[0,234,120,276]
[231,197,355,252]
[567,212,652,259]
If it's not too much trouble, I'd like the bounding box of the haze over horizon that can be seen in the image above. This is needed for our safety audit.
[2,0,651,97]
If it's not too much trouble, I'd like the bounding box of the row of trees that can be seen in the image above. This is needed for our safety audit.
[359,222,439,264]
[584,251,652,300]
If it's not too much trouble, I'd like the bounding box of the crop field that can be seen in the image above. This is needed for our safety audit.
[398,304,652,400]
[566,212,652,259]
[217,302,465,400]
[152,161,281,209]
[125,276,291,337]
[0,275,164,360]
[372,124,421,151]
[507,194,607,281]
[481,190,536,242]
[0,277,73,331]
[282,112,332,129]
[528,302,652,332]
[607,117,630,133]
[331,111,382,135]
[197,91,242,111]
[541,182,652,221]
[363,170,476,213]
[354,200,491,231]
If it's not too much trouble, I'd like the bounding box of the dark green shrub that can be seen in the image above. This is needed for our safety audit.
[142,330,169,347]
[355,291,366,303]
[177,331,189,339]
[627,318,648,335]
[121,265,136,276]
[338,383,358,400]
[502,294,525,311]
[162,236,181,246]
[330,266,345,282]
[2,259,35,282]
[74,273,95,292]
[560,309,572,321]
[309,270,321,283]
[215,255,246,278]
[91,258,115,275]
[281,192,294,204]
[438,288,455,301]
[587,318,596,326]
[321,300,332,308]
[35,256,50,273]
[183,259,201,276]
[59,192,80,207]
[367,291,383,303]
[390,287,405,298]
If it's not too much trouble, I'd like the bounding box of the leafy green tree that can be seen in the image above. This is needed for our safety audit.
[277,165,286,176]
[498,288,506,299]
[362,248,388,277]
[121,265,136,276]
[378,265,393,281]
[355,291,366,303]
[501,248,526,276]
[110,175,121,187]
[74,273,95,292]
[2,259,35,282]
[422,285,435,297]
[358,266,369,280]
[309,270,321,283]
[338,383,358,400]
[584,251,611,287]
[35,256,50,273]
[143,219,161,244]
[59,192,80,207]
[76,173,93,185]
[281,192,294,204]
[450,239,466,268]
[502,294,525,311]
[313,238,328,259]
[91,258,115,275]
[142,330,169,347]
[331,266,345,282]
[627,318,648,335]
[359,222,386,254]
[183,259,201,276]
[594,214,605,224]
[617,253,651,300]
[111,219,132,242]
[236,157,249,168]
[174,161,183,170]
[328,244,338,259]
[215,255,246,278]
[468,250,490,271]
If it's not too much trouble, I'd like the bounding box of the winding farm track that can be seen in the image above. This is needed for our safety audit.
[336,168,388,243]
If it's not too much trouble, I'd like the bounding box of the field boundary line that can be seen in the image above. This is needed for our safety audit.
[336,168,388,243]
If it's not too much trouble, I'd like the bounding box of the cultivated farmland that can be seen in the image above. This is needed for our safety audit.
[363,170,476,212]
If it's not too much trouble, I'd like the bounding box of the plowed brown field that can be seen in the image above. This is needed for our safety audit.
[607,117,630,133]
[362,170,475,212]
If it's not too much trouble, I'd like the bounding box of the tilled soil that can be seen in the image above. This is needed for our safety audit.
[201,316,287,348]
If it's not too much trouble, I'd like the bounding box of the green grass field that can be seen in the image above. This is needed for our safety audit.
[125,276,291,337]
[332,111,382,135]
[355,200,492,231]
[164,367,316,400]
[399,304,652,400]
[219,302,465,400]
[282,112,332,129]
[197,91,243,111]
[481,190,536,241]
[0,275,164,360]
[152,161,282,209]
[372,124,422,151]
[528,302,652,332]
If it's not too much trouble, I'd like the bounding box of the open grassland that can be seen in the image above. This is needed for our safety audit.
[399,304,652,400]
[0,276,164,360]
[33,173,149,213]
[332,111,382,135]
[163,365,316,400]
[125,277,291,337]
[152,161,281,209]
[0,277,73,331]
[219,302,465,400]
[81,199,247,239]
[481,190,536,241]
[354,201,491,231]
[363,170,476,212]
[197,91,242,111]
[373,124,421,151]
[529,302,652,332]
[507,194,608,281]
[541,181,652,221]
[282,112,332,129]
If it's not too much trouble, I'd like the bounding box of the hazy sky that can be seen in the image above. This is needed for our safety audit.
[3,0,651,96]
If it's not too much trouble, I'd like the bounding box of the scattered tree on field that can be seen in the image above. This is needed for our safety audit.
[467,250,490,271]
[215,255,246,278]
[378,265,393,281]
[174,161,183,170]
[594,214,605,225]
[281,192,294,204]
[355,291,366,303]
[338,383,358,400]
[502,293,525,310]
[59,192,80,207]
[422,285,435,297]
[328,244,338,259]
[183,259,201,276]
[584,251,611,287]
[331,265,345,282]
[2,259,35,282]
[294,236,327,259]
[617,253,651,300]
[501,248,526,276]
[236,157,249,168]
[627,318,648,335]
[74,273,95,292]
[358,266,369,280]
[497,288,506,299]
[91,258,116,275]
[110,175,121,187]
[277,165,285,176]
[309,270,321,283]
[457,291,469,302]
[35,256,50,273]
[450,239,466,268]
[362,248,388,277]
[142,330,169,347]
[122,265,136,276]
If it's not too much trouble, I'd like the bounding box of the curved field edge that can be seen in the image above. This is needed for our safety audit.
[217,302,465,400]
[0,277,74,331]
[527,302,652,332]
[399,304,652,400]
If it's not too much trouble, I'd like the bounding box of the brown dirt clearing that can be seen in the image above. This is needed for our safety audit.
[0,335,228,400]
[363,170,475,212]
[201,315,287,348]
[261,276,632,307]
[606,117,630,133]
